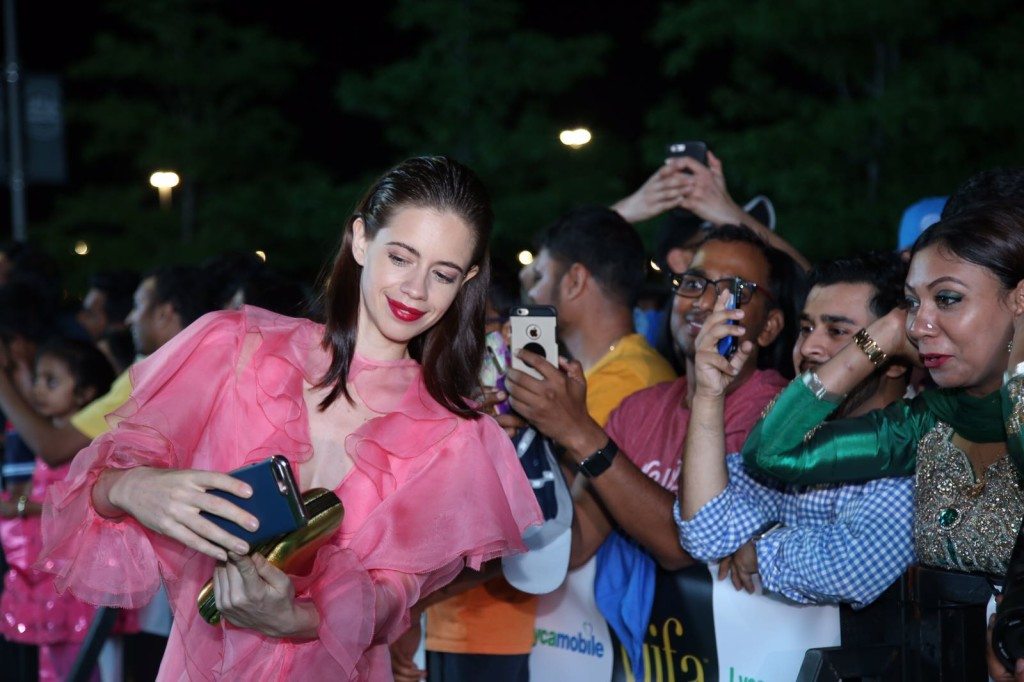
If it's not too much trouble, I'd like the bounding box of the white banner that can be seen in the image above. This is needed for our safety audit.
[530,557,614,681]
[530,560,842,682]
[710,567,840,682]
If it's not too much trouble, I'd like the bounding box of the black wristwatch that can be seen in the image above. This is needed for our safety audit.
[577,438,619,479]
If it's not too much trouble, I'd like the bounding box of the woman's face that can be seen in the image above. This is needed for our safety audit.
[905,244,1014,395]
[353,206,479,359]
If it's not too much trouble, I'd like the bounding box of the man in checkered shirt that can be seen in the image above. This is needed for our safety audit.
[675,252,915,608]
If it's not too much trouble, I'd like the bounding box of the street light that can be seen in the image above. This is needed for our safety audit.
[149,171,180,209]
[559,128,592,149]
[517,250,534,266]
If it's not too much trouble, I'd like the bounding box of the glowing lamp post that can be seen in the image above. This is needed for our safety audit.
[559,128,592,149]
[150,171,180,209]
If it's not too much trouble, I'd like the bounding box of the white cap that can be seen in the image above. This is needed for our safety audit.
[502,434,573,595]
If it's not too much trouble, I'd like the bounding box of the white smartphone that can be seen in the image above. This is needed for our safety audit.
[509,305,558,380]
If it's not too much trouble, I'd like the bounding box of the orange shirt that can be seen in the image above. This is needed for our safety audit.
[426,578,538,654]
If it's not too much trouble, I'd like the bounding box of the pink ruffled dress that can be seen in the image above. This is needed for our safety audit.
[39,306,542,681]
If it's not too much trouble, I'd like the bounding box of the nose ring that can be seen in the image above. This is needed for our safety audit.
[924,321,935,331]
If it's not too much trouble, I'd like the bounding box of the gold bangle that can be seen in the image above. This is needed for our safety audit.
[15,495,28,518]
[853,328,888,367]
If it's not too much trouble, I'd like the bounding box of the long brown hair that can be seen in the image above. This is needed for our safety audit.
[317,156,493,418]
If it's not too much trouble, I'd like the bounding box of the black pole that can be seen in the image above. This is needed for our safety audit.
[3,0,26,242]
[67,607,118,682]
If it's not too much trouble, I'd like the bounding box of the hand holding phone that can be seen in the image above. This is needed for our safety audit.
[666,141,709,168]
[200,455,307,548]
[716,280,742,359]
[479,330,512,415]
[510,305,558,380]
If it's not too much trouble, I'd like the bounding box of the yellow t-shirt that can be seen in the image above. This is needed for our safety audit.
[70,369,133,439]
[425,334,676,654]
[584,334,677,428]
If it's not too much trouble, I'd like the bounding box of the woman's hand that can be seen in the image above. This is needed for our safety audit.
[214,553,318,639]
[867,308,919,364]
[692,290,752,400]
[104,466,260,561]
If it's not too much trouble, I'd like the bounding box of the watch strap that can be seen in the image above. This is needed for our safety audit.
[578,438,619,479]
[801,371,846,405]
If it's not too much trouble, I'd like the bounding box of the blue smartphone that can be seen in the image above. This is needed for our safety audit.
[200,455,307,547]
[716,280,742,359]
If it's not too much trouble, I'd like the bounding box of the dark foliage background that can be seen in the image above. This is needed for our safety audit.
[7,0,1024,291]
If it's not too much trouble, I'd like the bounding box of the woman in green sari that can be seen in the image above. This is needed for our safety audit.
[742,202,1024,679]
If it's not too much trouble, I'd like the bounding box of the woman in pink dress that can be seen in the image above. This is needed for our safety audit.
[39,156,543,680]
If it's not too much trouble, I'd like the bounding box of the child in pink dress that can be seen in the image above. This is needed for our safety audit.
[40,157,543,680]
[1,338,120,681]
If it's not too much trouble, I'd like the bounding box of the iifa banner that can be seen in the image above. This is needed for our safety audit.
[531,561,840,682]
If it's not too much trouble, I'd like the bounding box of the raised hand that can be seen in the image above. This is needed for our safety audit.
[692,290,752,400]
[673,152,747,227]
[612,163,693,223]
[505,351,592,451]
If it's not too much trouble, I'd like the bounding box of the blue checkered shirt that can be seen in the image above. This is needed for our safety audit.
[674,453,915,608]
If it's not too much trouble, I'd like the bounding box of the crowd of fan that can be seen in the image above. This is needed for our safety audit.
[1,153,1024,681]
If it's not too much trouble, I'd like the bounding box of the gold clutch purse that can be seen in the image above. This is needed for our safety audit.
[197,487,344,625]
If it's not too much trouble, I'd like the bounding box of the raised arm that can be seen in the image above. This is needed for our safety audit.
[743,308,932,484]
[678,290,753,519]
[673,152,810,271]
[0,368,90,466]
[506,352,692,571]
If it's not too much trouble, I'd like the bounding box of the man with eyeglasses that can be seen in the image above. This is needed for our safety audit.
[508,224,802,586]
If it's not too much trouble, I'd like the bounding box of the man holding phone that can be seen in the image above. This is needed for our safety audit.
[515,206,676,425]
[509,225,794,574]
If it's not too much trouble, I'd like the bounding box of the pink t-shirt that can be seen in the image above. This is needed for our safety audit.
[39,307,541,681]
[605,370,788,493]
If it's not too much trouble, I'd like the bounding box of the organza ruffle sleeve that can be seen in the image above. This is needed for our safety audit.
[39,311,246,608]
[741,376,934,485]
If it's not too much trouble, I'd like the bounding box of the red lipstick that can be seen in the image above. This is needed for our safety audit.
[387,296,426,322]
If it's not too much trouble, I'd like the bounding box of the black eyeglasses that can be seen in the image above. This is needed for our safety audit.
[670,273,774,305]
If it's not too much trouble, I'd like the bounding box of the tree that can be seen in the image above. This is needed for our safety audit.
[336,0,623,254]
[647,0,1024,261]
[39,0,347,284]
